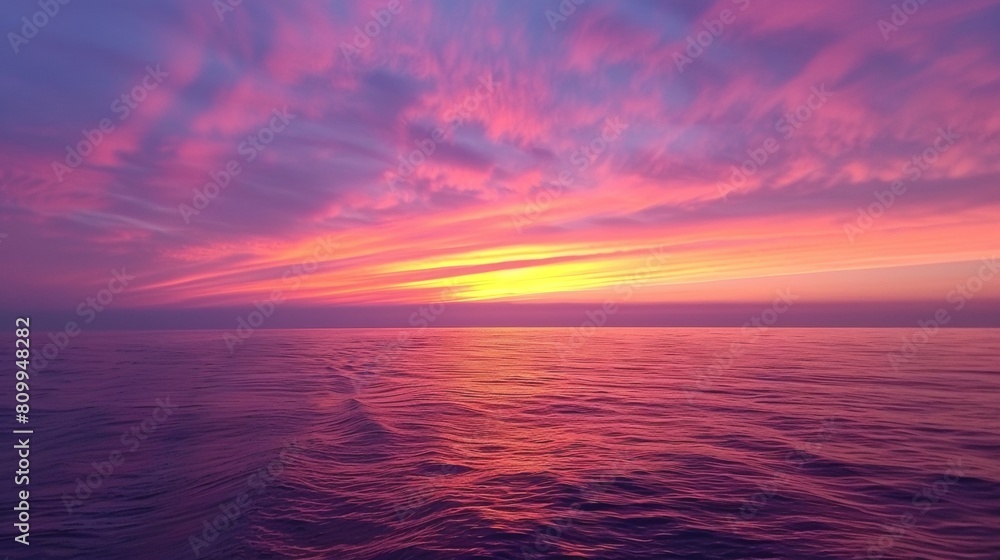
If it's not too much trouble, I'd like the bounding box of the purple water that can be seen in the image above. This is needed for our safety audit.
[7,328,999,559]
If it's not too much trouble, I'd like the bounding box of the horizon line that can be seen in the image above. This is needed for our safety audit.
[8,299,1000,330]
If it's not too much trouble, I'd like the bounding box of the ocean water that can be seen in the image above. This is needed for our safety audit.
[7,328,1000,559]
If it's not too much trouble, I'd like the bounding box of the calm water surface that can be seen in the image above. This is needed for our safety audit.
[10,328,1000,559]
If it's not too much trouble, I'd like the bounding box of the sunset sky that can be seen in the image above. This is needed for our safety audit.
[1,0,998,326]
